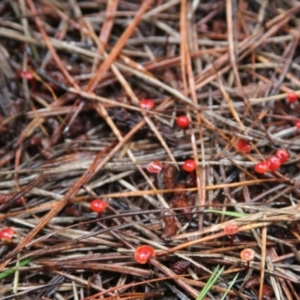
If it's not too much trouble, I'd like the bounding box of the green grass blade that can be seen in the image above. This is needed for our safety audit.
[0,258,31,280]
[204,209,248,218]
[196,265,225,300]
[220,272,239,300]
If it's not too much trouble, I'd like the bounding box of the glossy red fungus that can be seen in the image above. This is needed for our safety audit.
[134,245,155,264]
[274,149,289,164]
[146,160,162,173]
[240,248,255,270]
[183,159,197,186]
[90,199,107,217]
[267,155,281,171]
[254,161,269,174]
[20,70,34,80]
[236,138,251,153]
[176,115,190,134]
[296,121,300,131]
[139,99,154,110]
[182,160,196,172]
[146,160,162,187]
[0,227,14,239]
[223,223,239,246]
[287,91,298,103]
[19,70,36,91]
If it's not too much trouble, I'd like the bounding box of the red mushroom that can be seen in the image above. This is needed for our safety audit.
[240,248,255,271]
[236,138,251,153]
[254,161,269,174]
[90,199,107,218]
[182,159,197,186]
[287,91,298,104]
[267,155,281,172]
[146,160,162,187]
[139,99,155,110]
[0,227,14,239]
[223,223,239,246]
[274,148,289,164]
[176,115,190,134]
[134,245,155,264]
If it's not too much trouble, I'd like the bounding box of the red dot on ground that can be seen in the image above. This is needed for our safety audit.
[287,91,298,103]
[182,159,196,172]
[274,149,289,164]
[240,248,255,261]
[20,71,33,80]
[267,155,281,171]
[90,199,107,213]
[134,245,155,264]
[0,227,14,239]
[140,99,154,110]
[236,138,252,153]
[176,115,190,129]
[224,223,239,235]
[254,161,269,174]
[146,160,162,173]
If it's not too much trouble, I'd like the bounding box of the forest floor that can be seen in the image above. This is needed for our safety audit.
[0,1,300,299]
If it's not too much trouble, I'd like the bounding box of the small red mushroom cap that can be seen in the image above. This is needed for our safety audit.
[20,70,34,80]
[90,199,107,213]
[140,99,154,110]
[146,160,162,174]
[254,161,269,174]
[287,91,298,103]
[267,155,281,171]
[0,227,14,239]
[274,149,289,164]
[223,223,239,235]
[182,159,196,172]
[236,139,251,153]
[134,245,155,264]
[176,115,190,129]
[240,248,255,261]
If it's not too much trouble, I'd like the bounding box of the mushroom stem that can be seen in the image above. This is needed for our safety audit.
[190,171,196,186]
[153,173,158,187]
